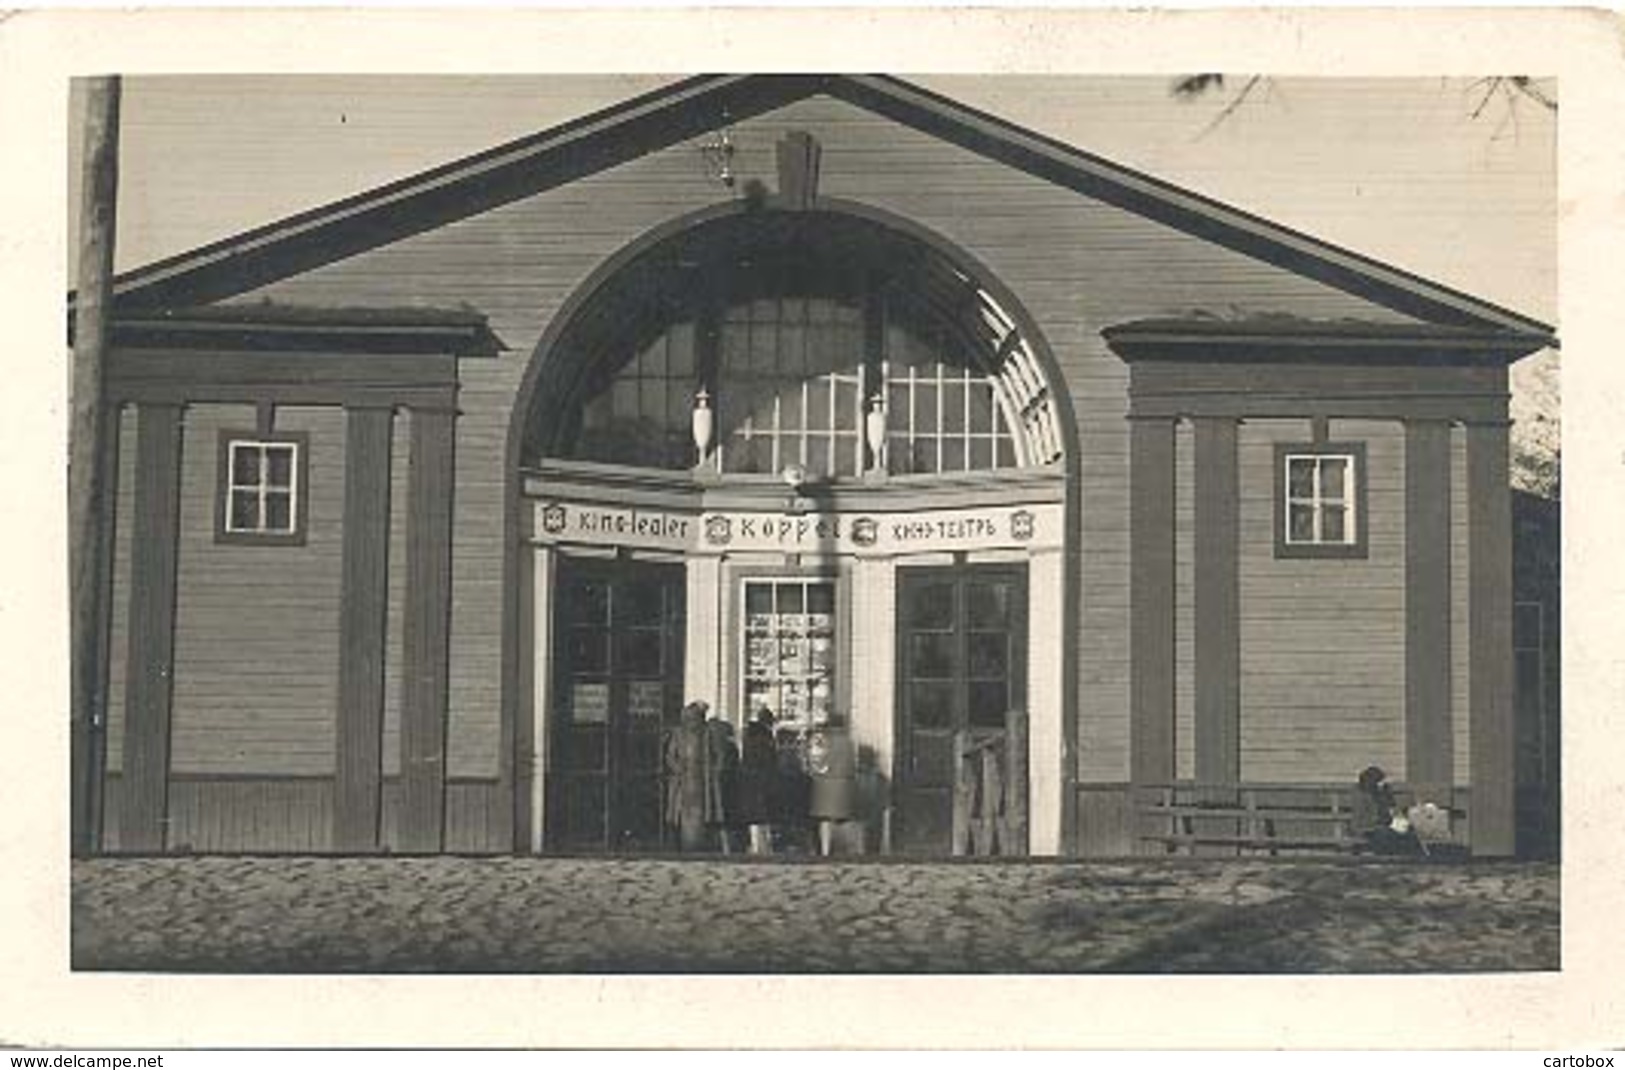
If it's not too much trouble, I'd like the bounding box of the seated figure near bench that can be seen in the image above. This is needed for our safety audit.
[1351,765,1424,856]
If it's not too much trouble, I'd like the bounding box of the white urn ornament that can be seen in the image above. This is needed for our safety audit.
[865,397,888,471]
[691,388,714,461]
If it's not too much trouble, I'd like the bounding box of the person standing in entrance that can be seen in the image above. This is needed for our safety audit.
[664,701,712,852]
[705,713,740,854]
[738,708,778,855]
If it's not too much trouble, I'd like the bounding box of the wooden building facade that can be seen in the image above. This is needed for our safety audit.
[75,75,1556,857]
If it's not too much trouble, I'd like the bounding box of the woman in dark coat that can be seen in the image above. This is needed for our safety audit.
[705,715,740,853]
[738,709,778,854]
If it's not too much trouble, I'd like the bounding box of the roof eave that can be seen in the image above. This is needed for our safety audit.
[86,309,506,358]
[1102,322,1555,367]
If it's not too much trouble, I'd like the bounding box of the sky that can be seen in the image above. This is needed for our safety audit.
[67,74,1559,469]
[72,74,1556,323]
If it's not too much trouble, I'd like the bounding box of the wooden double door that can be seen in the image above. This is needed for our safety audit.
[894,564,1028,854]
[548,558,686,852]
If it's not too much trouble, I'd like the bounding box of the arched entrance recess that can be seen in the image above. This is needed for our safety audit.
[503,201,1081,856]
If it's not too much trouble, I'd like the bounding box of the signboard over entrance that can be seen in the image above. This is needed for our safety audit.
[531,499,1062,555]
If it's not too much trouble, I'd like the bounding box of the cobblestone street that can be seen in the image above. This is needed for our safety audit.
[72,856,1558,973]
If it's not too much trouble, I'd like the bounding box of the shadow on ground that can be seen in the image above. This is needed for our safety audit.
[71,856,1558,974]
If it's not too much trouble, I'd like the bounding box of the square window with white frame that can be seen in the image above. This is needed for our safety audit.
[217,432,308,544]
[1274,442,1367,559]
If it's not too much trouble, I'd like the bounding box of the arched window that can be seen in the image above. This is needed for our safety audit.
[540,213,1059,479]
[573,317,699,471]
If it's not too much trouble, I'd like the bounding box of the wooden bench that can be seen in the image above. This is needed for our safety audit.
[1134,782,1463,857]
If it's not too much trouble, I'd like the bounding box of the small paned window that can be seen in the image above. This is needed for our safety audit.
[1274,442,1367,559]
[217,432,308,545]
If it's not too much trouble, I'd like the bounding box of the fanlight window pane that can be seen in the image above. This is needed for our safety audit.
[569,324,700,470]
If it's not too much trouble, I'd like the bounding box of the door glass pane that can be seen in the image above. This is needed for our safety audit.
[569,581,610,625]
[966,583,1011,628]
[620,580,665,626]
[968,632,1009,678]
[617,776,664,849]
[564,726,607,770]
[626,730,663,774]
[909,582,954,629]
[909,633,955,679]
[558,778,606,845]
[910,733,956,785]
[568,631,608,675]
[968,680,1010,728]
[619,629,663,676]
[910,681,953,729]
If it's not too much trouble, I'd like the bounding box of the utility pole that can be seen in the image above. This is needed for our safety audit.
[70,76,121,857]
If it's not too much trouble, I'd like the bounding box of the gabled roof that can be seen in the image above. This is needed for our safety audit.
[95,74,1555,341]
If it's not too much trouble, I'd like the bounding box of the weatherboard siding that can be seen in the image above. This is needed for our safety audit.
[168,404,344,776]
[222,92,1429,788]
[1238,419,1407,782]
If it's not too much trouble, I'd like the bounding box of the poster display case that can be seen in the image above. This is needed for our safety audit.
[742,579,838,740]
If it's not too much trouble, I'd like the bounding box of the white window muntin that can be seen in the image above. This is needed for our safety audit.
[224,438,301,535]
[1283,452,1357,546]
